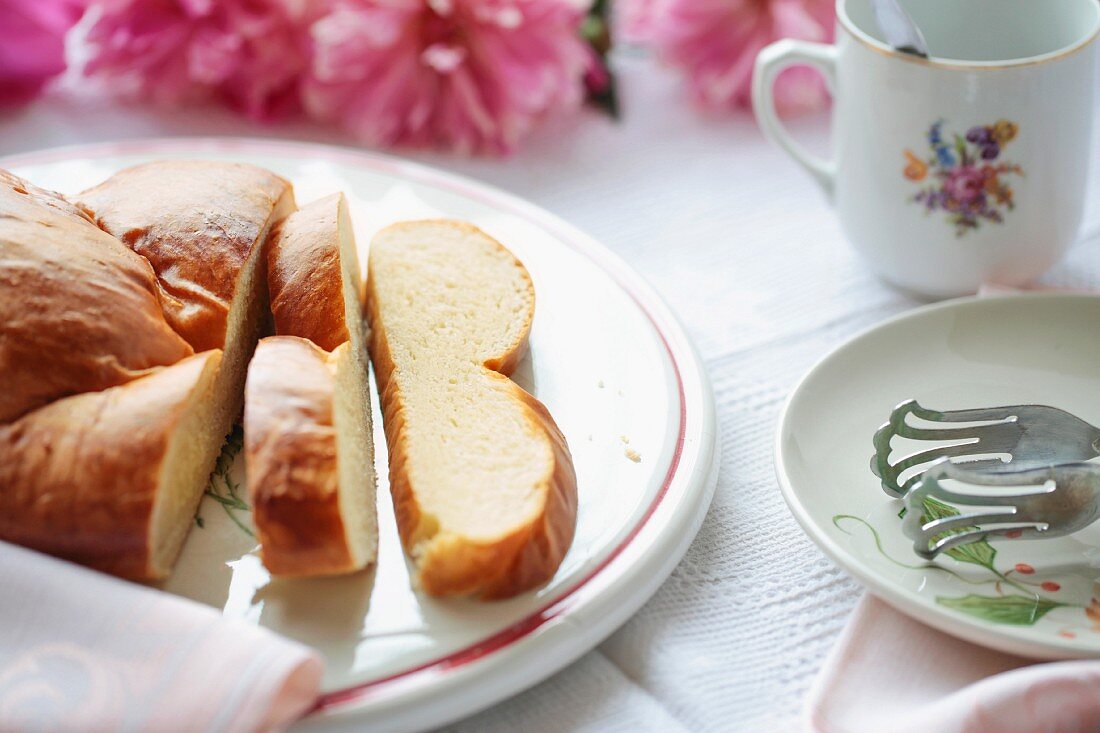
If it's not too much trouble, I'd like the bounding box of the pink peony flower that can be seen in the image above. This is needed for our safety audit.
[614,0,659,44]
[0,0,87,107]
[76,0,323,120]
[638,0,835,115]
[303,0,591,154]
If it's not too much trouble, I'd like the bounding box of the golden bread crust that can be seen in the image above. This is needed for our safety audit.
[367,220,578,599]
[78,160,296,351]
[0,351,222,579]
[0,169,194,423]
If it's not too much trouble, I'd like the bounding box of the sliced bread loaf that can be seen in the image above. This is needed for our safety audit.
[0,351,225,579]
[366,220,577,599]
[79,161,297,515]
[248,192,377,576]
[0,169,193,422]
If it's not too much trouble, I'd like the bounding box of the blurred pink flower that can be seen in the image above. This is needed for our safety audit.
[303,0,591,154]
[77,0,322,120]
[614,0,659,44]
[639,0,834,115]
[0,0,87,107]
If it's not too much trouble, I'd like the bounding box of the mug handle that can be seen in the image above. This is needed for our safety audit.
[752,39,838,200]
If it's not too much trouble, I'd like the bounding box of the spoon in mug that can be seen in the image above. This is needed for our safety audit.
[871,0,930,58]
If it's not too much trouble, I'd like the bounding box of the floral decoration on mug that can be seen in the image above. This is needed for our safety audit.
[903,119,1024,236]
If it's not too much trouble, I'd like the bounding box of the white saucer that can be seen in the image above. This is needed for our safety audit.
[3,139,719,733]
[777,293,1100,660]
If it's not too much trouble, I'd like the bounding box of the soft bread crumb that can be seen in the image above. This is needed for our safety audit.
[625,448,642,463]
[369,222,546,540]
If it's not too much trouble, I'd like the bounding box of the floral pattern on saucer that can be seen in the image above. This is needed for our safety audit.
[904,119,1024,237]
[831,497,1064,629]
[832,492,1097,629]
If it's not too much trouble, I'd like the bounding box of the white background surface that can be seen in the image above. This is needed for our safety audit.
[4,52,1100,732]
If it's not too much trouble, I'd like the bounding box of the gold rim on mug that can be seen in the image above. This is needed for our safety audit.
[836,0,1100,70]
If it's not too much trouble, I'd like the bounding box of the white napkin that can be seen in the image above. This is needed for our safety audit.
[0,542,322,733]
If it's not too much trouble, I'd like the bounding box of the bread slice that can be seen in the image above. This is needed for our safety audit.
[366,220,577,599]
[268,193,362,352]
[0,169,193,422]
[248,192,377,576]
[79,161,296,509]
[0,351,225,579]
[245,337,377,576]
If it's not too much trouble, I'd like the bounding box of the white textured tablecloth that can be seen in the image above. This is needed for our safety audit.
[3,53,1100,733]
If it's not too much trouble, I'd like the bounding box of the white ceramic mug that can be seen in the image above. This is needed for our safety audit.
[753,0,1100,298]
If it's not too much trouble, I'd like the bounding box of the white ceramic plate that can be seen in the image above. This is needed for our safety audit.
[777,293,1100,660]
[2,140,719,732]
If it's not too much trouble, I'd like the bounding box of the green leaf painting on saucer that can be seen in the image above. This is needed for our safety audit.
[919,496,996,569]
[937,594,1065,625]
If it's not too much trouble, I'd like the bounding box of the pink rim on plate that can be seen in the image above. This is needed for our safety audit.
[1,138,714,720]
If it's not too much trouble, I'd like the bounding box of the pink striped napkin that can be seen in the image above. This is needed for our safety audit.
[809,282,1100,733]
[0,542,322,732]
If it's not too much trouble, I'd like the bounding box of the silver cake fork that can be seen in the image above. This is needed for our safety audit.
[903,460,1100,560]
[871,399,1100,498]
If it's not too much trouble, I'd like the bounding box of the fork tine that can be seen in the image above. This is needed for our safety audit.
[873,452,1005,493]
[897,458,1010,494]
[893,424,986,441]
[920,511,1017,536]
[927,461,1057,489]
[908,401,1020,424]
[914,525,1047,560]
[915,462,1056,506]
[922,487,1053,508]
[920,528,991,558]
[894,421,1021,448]
[890,442,987,475]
